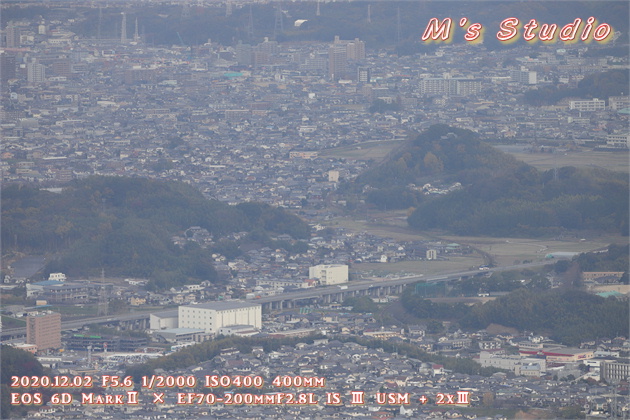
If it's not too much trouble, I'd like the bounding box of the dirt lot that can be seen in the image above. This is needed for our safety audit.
[319,140,405,160]
[352,257,483,278]
[500,148,629,173]
[438,234,622,267]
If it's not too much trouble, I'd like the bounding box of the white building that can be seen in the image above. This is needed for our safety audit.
[309,264,348,285]
[608,96,630,110]
[27,62,46,84]
[606,133,630,149]
[150,310,179,331]
[178,302,261,334]
[48,273,66,282]
[217,325,259,337]
[570,98,606,112]
[478,351,546,377]
[510,68,537,85]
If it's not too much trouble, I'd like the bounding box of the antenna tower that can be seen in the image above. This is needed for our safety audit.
[247,5,255,41]
[97,268,109,316]
[134,17,139,42]
[97,7,102,39]
[396,7,402,44]
[274,6,284,40]
[120,12,127,43]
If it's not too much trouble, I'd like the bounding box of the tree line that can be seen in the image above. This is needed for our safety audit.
[2,177,310,290]
[524,70,629,106]
[349,124,628,236]
[401,286,629,346]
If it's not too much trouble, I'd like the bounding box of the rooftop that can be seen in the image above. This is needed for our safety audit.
[182,301,261,311]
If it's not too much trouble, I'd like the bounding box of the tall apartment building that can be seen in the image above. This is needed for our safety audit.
[179,302,261,334]
[27,62,46,84]
[235,41,252,66]
[5,26,21,48]
[345,38,365,60]
[0,53,16,81]
[26,312,62,351]
[328,44,347,81]
[510,68,537,85]
[328,36,366,81]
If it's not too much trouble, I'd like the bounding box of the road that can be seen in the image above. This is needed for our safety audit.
[256,260,550,303]
[1,260,551,339]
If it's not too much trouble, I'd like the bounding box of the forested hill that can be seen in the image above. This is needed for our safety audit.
[401,288,629,346]
[352,125,629,236]
[1,177,310,289]
[356,125,522,189]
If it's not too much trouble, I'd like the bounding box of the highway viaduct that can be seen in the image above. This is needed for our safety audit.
[1,261,550,340]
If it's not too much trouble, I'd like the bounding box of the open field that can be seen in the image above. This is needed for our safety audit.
[326,211,428,241]
[353,256,483,278]
[1,315,26,329]
[327,213,625,274]
[319,140,405,160]
[498,147,629,173]
[320,140,629,173]
[439,234,625,267]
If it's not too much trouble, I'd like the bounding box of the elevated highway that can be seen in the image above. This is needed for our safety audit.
[1,261,550,340]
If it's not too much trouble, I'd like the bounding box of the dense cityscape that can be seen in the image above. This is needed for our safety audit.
[1,1,629,419]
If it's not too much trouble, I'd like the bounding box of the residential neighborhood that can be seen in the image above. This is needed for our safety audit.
[1,2,629,419]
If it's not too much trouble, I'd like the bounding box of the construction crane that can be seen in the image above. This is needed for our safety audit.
[176,32,193,61]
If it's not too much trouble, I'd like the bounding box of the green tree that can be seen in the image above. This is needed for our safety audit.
[423,151,443,173]
[1,346,45,419]
[343,296,378,313]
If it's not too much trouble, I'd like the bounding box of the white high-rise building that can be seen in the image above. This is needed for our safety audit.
[27,62,46,84]
[510,68,537,85]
